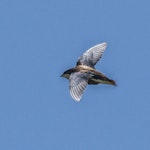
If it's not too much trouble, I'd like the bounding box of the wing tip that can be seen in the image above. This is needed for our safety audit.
[99,42,107,47]
[70,89,82,102]
[92,42,107,50]
[74,98,81,102]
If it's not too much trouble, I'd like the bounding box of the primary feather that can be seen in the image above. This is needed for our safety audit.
[76,42,107,68]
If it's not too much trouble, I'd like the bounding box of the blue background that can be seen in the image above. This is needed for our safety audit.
[0,0,150,150]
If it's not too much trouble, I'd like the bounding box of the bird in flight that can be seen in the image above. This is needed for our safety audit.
[61,42,116,102]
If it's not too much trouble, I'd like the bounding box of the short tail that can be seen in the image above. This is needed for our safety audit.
[90,72,117,86]
[100,77,116,86]
[108,79,117,86]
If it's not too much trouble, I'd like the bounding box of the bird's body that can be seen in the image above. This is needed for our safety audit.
[61,42,116,101]
[62,65,116,85]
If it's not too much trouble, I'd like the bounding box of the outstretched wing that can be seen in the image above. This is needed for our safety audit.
[69,72,90,102]
[76,42,107,68]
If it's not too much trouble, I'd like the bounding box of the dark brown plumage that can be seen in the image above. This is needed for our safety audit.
[61,42,116,101]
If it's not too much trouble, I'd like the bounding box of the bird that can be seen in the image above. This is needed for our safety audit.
[61,42,116,102]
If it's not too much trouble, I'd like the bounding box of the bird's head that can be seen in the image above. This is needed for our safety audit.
[61,69,74,79]
[61,71,70,79]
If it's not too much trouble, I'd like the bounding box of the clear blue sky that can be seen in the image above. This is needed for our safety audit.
[0,0,150,150]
